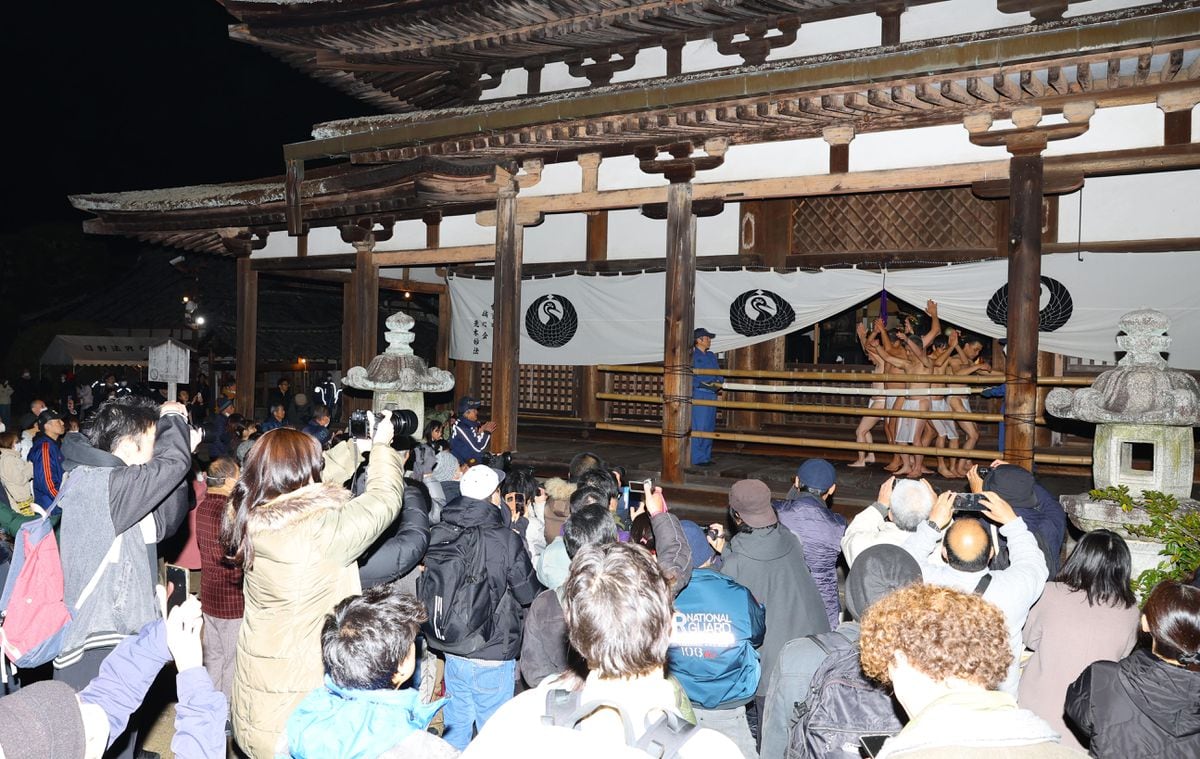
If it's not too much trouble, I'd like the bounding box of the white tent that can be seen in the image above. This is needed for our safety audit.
[40,335,157,368]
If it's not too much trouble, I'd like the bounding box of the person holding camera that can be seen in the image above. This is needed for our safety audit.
[900,482,1049,697]
[450,396,495,464]
[222,413,406,758]
[691,328,723,467]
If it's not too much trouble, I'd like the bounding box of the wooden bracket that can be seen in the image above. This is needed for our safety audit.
[966,102,1094,156]
[218,227,269,256]
[636,138,728,183]
[565,46,639,86]
[714,19,800,66]
[339,216,395,245]
[578,153,603,193]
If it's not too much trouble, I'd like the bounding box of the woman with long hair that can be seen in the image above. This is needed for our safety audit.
[1018,529,1140,751]
[223,416,405,758]
[1066,580,1200,757]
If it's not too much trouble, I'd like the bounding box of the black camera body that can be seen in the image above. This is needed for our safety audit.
[975,465,992,479]
[953,492,987,513]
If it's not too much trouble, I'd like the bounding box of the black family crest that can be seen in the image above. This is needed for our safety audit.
[986,276,1074,332]
[524,294,579,348]
[729,289,796,337]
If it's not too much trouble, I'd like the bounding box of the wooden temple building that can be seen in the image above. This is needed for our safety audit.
[70,0,1200,484]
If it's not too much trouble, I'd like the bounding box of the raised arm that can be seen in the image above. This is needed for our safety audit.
[108,411,194,536]
[921,300,941,348]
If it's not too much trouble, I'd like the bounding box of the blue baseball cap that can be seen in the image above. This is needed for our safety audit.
[796,458,837,492]
[694,327,716,339]
[457,396,482,415]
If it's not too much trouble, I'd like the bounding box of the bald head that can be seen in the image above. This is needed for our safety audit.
[944,518,994,572]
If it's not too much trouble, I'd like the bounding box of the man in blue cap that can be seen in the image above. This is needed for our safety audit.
[775,458,847,630]
[450,395,495,463]
[691,327,723,466]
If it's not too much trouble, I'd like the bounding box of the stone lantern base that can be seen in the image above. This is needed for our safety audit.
[1093,423,1194,500]
[372,390,425,440]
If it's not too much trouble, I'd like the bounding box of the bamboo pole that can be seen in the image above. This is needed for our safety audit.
[597,365,1095,386]
[594,423,1092,465]
[594,392,1039,423]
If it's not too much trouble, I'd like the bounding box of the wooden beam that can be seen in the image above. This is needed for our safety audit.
[371,245,495,266]
[490,185,523,453]
[251,253,357,271]
[468,144,1200,218]
[235,257,258,418]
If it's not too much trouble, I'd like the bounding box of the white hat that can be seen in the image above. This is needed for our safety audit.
[460,464,505,500]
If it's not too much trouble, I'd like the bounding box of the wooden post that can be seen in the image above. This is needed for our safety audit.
[579,209,608,425]
[1005,152,1043,470]
[967,103,1093,471]
[1158,90,1199,146]
[878,2,904,46]
[664,36,685,77]
[823,124,855,174]
[742,199,792,428]
[637,140,727,483]
[341,282,355,374]
[353,241,380,367]
[235,256,258,418]
[491,180,523,453]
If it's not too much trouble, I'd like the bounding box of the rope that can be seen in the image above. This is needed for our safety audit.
[720,383,974,396]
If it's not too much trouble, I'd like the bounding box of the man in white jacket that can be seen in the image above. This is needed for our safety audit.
[841,477,935,568]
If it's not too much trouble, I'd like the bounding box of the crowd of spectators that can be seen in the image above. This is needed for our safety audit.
[0,381,1195,759]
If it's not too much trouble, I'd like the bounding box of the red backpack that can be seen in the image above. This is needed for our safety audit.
[0,508,71,675]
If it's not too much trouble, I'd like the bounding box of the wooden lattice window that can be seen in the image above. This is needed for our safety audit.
[609,371,665,422]
[792,188,996,254]
[477,363,577,416]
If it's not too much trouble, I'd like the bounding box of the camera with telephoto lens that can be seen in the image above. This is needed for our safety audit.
[953,492,987,513]
[348,408,419,445]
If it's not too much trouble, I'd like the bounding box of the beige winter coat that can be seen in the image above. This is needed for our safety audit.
[0,447,32,507]
[230,443,405,758]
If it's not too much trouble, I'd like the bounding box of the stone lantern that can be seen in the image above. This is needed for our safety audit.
[342,312,454,436]
[1046,309,1200,574]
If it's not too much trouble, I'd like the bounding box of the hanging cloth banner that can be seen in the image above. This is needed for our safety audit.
[449,252,1200,369]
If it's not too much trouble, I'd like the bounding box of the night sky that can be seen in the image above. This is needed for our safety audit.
[5,0,373,232]
[1,1,380,371]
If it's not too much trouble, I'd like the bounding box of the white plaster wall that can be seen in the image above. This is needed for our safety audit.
[901,0,1030,41]
[1058,171,1200,243]
[1044,103,1162,156]
[850,123,1009,171]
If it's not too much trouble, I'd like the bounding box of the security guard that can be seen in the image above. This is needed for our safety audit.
[691,327,724,466]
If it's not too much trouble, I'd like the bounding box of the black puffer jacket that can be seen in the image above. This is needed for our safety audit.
[1066,648,1200,758]
[357,478,431,589]
[430,494,540,660]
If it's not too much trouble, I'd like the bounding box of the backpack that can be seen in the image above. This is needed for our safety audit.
[789,632,905,759]
[542,687,698,758]
[0,507,71,675]
[417,523,495,656]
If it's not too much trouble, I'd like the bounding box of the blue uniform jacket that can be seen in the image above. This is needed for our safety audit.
[450,416,491,463]
[667,569,766,709]
[692,348,724,399]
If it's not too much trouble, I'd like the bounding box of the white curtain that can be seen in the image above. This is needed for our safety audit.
[450,252,1200,369]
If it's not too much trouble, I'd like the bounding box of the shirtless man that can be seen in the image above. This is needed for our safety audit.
[879,302,941,476]
[851,320,888,467]
[946,334,995,476]
[926,333,961,478]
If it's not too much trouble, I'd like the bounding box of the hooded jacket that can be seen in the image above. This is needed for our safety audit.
[668,569,766,709]
[720,525,831,698]
[53,418,191,667]
[231,445,405,759]
[775,490,846,630]
[429,493,540,661]
[540,476,576,544]
[1065,648,1200,758]
[283,676,448,759]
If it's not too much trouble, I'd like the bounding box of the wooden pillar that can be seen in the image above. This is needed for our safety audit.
[1158,89,1198,146]
[740,199,793,428]
[353,241,380,366]
[341,282,355,373]
[579,210,609,425]
[664,36,685,77]
[525,57,545,96]
[490,181,523,453]
[663,180,698,483]
[637,141,727,483]
[878,2,904,46]
[234,256,258,418]
[1005,152,1043,470]
[824,124,854,174]
[967,103,1093,471]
